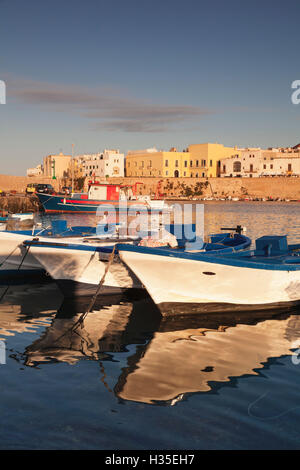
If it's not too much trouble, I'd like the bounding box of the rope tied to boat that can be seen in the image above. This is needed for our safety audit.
[71,244,117,332]
[0,244,20,268]
[0,239,37,303]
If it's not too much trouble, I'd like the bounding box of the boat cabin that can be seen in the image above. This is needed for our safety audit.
[87,182,141,201]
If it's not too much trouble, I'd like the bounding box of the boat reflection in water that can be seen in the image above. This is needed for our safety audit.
[1,283,300,405]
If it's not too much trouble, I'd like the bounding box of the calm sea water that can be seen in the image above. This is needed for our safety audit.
[1,202,300,450]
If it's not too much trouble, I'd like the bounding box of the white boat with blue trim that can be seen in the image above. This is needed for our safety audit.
[24,227,251,299]
[117,235,300,315]
[0,220,124,280]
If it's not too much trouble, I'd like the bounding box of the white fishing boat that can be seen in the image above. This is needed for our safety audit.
[0,220,122,280]
[25,228,251,299]
[118,235,300,315]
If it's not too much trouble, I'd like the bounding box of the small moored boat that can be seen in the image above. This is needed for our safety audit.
[36,181,172,214]
[0,220,105,280]
[24,227,251,300]
[117,235,300,315]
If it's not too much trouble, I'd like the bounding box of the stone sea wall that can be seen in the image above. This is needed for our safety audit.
[1,173,300,204]
[0,174,60,193]
[106,176,300,200]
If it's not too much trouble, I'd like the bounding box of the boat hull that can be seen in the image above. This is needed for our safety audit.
[28,243,142,298]
[36,193,168,214]
[0,232,43,273]
[118,249,300,315]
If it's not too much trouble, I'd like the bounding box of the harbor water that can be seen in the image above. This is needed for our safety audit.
[1,202,300,449]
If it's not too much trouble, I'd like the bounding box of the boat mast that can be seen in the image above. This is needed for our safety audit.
[71,143,74,193]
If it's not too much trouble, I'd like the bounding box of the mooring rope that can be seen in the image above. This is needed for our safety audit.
[0,244,21,268]
[52,244,118,349]
[72,244,117,332]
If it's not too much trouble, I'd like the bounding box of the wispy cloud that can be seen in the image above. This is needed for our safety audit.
[7,76,211,133]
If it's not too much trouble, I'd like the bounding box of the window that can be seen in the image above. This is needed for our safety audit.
[201,160,206,167]
[165,160,168,167]
[196,160,199,167]
[184,171,186,176]
[270,164,273,169]
[175,160,178,167]
[190,161,193,167]
[166,170,168,176]
[250,164,253,172]
[223,165,226,173]
[141,161,144,167]
[263,164,266,169]
[184,161,187,167]
[233,161,241,172]
[149,160,152,167]
[202,172,205,177]
[210,160,213,167]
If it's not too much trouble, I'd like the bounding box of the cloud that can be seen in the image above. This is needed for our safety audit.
[7,76,211,133]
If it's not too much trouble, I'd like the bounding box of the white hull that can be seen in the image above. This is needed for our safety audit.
[28,242,142,297]
[0,232,119,274]
[0,232,42,271]
[119,251,300,314]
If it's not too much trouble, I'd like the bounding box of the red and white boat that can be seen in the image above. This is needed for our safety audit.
[36,181,172,214]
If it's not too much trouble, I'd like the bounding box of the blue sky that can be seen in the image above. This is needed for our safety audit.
[0,0,300,175]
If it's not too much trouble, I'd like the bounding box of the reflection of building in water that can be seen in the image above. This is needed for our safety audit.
[115,313,300,404]
[0,283,61,339]
[0,305,53,339]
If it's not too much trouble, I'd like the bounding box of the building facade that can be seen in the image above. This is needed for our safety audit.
[26,164,43,177]
[125,144,239,178]
[220,147,300,177]
[187,143,240,178]
[126,148,190,178]
[81,150,124,178]
[43,152,72,179]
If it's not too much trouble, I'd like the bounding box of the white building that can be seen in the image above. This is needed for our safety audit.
[220,149,262,178]
[26,164,43,177]
[78,150,124,178]
[220,148,300,177]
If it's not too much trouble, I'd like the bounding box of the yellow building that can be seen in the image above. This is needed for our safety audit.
[187,143,240,178]
[126,144,239,178]
[126,147,190,178]
[43,152,72,179]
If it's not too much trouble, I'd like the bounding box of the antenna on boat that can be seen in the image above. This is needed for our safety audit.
[220,225,245,234]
